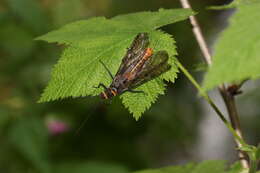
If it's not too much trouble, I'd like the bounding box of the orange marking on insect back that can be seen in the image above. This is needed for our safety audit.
[102,92,108,99]
[110,89,117,96]
[143,48,153,60]
[131,48,153,72]
[124,48,153,81]
[125,48,153,80]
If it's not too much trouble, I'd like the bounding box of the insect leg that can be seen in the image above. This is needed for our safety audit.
[99,60,114,80]
[93,83,107,90]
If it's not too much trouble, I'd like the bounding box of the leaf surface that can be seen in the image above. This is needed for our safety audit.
[37,8,194,118]
[134,160,244,173]
[203,1,260,90]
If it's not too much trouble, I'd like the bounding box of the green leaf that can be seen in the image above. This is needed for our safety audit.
[203,1,260,90]
[37,8,194,118]
[191,160,226,173]
[239,144,256,153]
[226,162,243,173]
[36,8,194,47]
[134,160,246,173]
[256,144,260,161]
[208,0,259,9]
[134,160,227,173]
[55,162,129,173]
[134,163,195,173]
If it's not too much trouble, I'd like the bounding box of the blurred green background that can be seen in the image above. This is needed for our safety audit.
[1,0,259,173]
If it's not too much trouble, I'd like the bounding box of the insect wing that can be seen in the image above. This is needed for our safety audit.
[129,50,171,89]
[115,33,150,76]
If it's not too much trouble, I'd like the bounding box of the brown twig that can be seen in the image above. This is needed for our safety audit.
[179,0,249,168]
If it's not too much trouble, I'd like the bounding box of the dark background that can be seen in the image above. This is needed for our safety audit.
[0,0,259,173]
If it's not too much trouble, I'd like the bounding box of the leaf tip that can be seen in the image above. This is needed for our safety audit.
[37,95,49,103]
[133,113,142,121]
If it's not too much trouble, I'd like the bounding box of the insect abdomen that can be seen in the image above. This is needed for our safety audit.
[100,88,118,99]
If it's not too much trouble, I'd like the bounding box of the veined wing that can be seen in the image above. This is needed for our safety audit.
[115,32,149,76]
[129,50,171,89]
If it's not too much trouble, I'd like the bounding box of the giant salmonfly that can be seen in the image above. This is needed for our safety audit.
[96,32,171,99]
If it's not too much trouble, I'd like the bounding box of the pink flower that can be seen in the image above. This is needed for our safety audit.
[47,119,69,135]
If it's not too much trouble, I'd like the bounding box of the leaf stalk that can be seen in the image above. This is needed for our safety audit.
[179,0,249,168]
[176,61,246,146]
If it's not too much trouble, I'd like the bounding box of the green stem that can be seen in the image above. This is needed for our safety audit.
[249,159,257,173]
[176,60,246,146]
[249,151,259,173]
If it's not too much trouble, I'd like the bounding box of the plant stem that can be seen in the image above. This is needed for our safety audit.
[176,61,245,146]
[179,0,249,168]
[249,159,257,173]
[218,85,248,166]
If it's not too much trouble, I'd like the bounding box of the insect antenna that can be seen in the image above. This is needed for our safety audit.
[99,60,114,80]
[74,103,100,135]
[94,83,107,90]
[74,112,92,135]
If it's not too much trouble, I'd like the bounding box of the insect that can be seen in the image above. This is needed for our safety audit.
[96,32,171,99]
